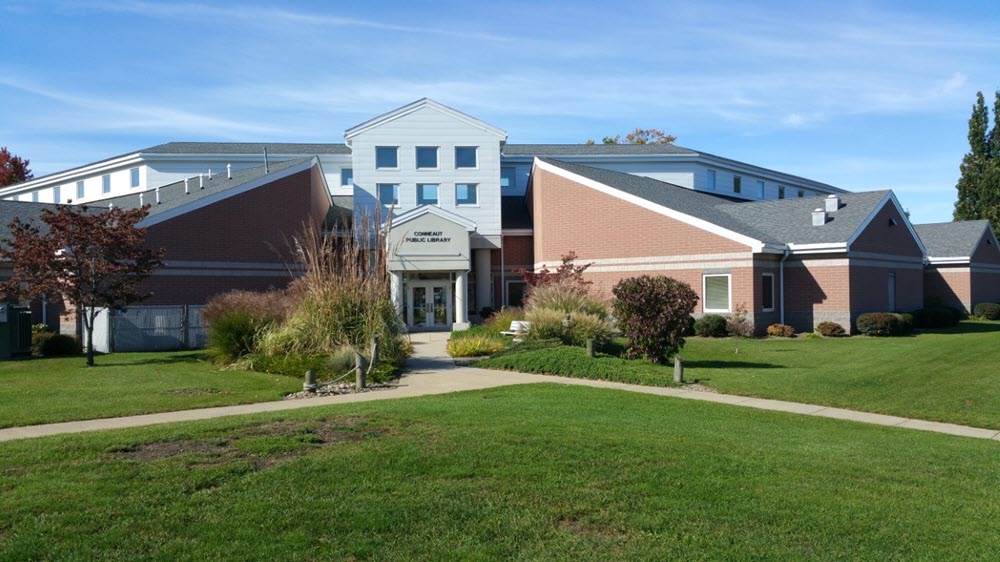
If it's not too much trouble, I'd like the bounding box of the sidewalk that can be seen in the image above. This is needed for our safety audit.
[2,333,999,443]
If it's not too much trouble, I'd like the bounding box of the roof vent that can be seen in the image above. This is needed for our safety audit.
[155,186,161,205]
[226,163,232,180]
[825,194,840,212]
[184,178,190,194]
[208,168,213,180]
[139,192,144,206]
[199,174,204,189]
[812,208,827,226]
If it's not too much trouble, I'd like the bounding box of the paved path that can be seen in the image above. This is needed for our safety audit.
[2,332,999,443]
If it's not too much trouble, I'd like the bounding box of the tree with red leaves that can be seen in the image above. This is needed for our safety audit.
[1,205,164,366]
[517,251,593,293]
[0,147,33,187]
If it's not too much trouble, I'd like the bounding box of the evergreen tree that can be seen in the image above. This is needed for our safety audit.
[954,91,1000,235]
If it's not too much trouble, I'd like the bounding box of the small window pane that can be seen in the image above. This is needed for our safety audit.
[102,175,111,193]
[456,183,478,205]
[733,176,741,194]
[501,167,516,189]
[455,146,477,168]
[341,168,353,186]
[130,168,140,188]
[76,181,85,199]
[377,183,398,206]
[798,190,805,198]
[416,147,438,169]
[762,275,774,311]
[704,275,730,311]
[417,184,438,205]
[376,146,398,169]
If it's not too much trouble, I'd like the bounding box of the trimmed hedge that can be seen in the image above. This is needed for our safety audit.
[912,306,961,329]
[766,324,795,337]
[974,302,1000,320]
[694,314,728,338]
[856,313,904,337]
[38,333,83,357]
[816,321,846,337]
[612,276,699,363]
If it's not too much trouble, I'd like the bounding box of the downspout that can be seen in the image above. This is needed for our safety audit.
[779,248,790,325]
[500,235,506,307]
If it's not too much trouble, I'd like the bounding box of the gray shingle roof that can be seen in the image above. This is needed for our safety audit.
[539,159,887,247]
[0,202,60,243]
[141,142,349,155]
[503,143,696,156]
[914,220,990,258]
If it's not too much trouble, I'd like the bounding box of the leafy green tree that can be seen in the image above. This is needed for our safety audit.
[954,91,1000,234]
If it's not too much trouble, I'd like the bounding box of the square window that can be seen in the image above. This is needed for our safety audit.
[130,167,140,188]
[501,167,517,190]
[102,174,111,194]
[703,274,731,313]
[377,183,399,206]
[416,147,438,169]
[53,186,61,203]
[375,146,398,169]
[456,183,478,205]
[733,176,741,194]
[76,181,85,199]
[341,168,353,186]
[707,169,717,190]
[798,190,805,198]
[455,146,477,169]
[762,274,774,311]
[417,183,438,205]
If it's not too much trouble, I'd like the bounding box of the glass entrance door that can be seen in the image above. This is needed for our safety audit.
[407,282,452,329]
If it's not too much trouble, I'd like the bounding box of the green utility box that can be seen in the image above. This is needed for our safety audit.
[0,303,32,359]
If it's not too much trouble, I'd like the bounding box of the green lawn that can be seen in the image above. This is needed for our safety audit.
[479,321,1000,429]
[1,385,999,560]
[0,352,302,428]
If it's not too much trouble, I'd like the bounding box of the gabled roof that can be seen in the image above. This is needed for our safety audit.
[345,98,507,140]
[915,220,992,259]
[141,142,350,155]
[390,204,477,231]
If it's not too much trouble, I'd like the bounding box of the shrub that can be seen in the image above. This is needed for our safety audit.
[525,283,608,318]
[202,289,293,330]
[207,311,270,364]
[683,316,696,337]
[913,306,961,329]
[523,308,613,346]
[816,321,846,337]
[566,312,615,346]
[484,307,525,336]
[767,323,795,337]
[31,323,50,335]
[611,276,699,363]
[895,312,915,334]
[38,333,82,357]
[974,302,1000,320]
[694,314,728,337]
[478,307,495,320]
[447,336,507,358]
[802,332,822,340]
[856,312,903,337]
[31,331,54,356]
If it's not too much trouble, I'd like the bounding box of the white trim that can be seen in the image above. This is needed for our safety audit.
[502,228,533,236]
[534,252,753,270]
[846,192,928,256]
[761,272,775,312]
[138,158,319,228]
[702,273,732,313]
[534,158,766,252]
[345,98,507,141]
[374,146,400,170]
[391,204,477,231]
[926,256,970,265]
[415,146,440,170]
[454,146,479,171]
[0,153,144,196]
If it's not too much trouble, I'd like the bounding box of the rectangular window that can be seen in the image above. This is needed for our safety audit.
[798,190,805,198]
[507,281,527,308]
[455,146,477,169]
[778,186,785,199]
[416,146,438,169]
[130,167,140,188]
[416,183,439,205]
[53,186,61,203]
[102,174,111,194]
[456,183,478,205]
[501,167,517,190]
[733,176,742,194]
[377,183,399,206]
[375,146,398,169]
[76,181,85,199]
[31,191,38,203]
[757,180,765,198]
[341,168,353,186]
[762,273,775,311]
[703,274,731,313]
[707,169,717,190]
[888,272,897,311]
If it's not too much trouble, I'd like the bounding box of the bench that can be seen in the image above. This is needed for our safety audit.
[500,321,531,338]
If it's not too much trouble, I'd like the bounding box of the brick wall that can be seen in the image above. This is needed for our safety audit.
[850,202,923,257]
[783,259,851,331]
[925,267,970,311]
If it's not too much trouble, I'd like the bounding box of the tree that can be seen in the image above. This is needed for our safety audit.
[725,302,754,353]
[0,205,164,366]
[586,128,677,145]
[954,90,1000,235]
[612,275,699,364]
[517,251,593,293]
[0,147,33,187]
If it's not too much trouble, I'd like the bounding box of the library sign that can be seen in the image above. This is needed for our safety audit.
[388,212,471,272]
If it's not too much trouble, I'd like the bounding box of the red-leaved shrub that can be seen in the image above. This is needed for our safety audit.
[612,275,699,363]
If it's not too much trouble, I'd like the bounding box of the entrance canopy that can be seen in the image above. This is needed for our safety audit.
[387,205,476,272]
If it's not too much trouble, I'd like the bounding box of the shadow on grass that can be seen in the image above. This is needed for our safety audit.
[684,360,783,370]
[920,321,1000,335]
[96,352,210,368]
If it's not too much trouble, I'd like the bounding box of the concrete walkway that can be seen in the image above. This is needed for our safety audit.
[2,332,999,443]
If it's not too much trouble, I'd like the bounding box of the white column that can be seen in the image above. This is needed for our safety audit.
[474,248,492,313]
[390,271,403,316]
[454,270,470,331]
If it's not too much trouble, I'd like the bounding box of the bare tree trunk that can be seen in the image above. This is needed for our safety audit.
[84,305,95,367]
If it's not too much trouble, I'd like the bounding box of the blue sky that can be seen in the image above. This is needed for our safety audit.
[2,0,999,223]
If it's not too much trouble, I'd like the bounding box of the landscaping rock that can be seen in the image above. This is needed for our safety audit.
[283,382,397,400]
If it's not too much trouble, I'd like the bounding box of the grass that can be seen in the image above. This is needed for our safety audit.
[1,385,999,560]
[479,321,1000,429]
[0,351,302,428]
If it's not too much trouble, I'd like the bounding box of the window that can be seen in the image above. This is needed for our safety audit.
[507,281,527,308]
[341,168,353,186]
[375,146,398,169]
[733,176,742,194]
[416,183,438,205]
[456,183,478,205]
[797,190,805,198]
[31,191,38,203]
[455,146,477,169]
[76,181,85,199]
[778,186,785,199]
[501,167,517,190]
[53,186,61,203]
[377,183,399,206]
[416,146,438,169]
[707,169,717,190]
[757,180,765,198]
[762,273,775,312]
[703,274,731,313]
[130,167,140,188]
[102,174,111,194]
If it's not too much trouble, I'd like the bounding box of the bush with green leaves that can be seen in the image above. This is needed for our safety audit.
[612,275,699,363]
[32,332,82,357]
[524,283,609,318]
[694,314,728,338]
[523,307,613,346]
[973,302,1000,320]
[203,290,293,364]
[483,307,525,336]
[912,306,962,329]
[816,321,846,337]
[856,312,904,337]
[447,336,507,358]
[767,323,795,337]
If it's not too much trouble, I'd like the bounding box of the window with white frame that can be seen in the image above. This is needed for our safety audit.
[703,274,731,313]
[455,183,478,205]
[102,174,111,194]
[455,146,477,169]
[130,167,140,188]
[377,183,399,206]
[76,181,85,199]
[416,183,439,205]
[375,146,398,169]
[341,168,353,186]
[707,169,717,190]
[416,147,438,169]
[761,273,774,311]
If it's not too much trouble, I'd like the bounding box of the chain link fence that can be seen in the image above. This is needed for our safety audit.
[107,305,207,352]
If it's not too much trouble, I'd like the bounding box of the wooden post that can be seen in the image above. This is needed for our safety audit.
[303,370,317,393]
[586,338,594,357]
[369,336,380,372]
[673,355,685,384]
[355,351,366,390]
